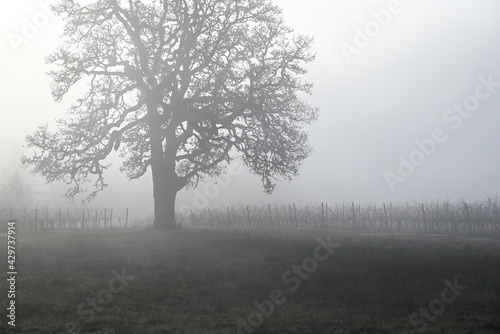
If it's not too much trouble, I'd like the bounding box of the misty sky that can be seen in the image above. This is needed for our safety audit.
[1,0,499,219]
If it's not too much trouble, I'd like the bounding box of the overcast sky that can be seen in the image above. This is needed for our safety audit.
[1,0,499,219]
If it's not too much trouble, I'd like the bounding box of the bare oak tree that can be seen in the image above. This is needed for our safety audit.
[22,0,317,228]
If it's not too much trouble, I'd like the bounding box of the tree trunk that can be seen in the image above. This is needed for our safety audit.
[149,115,181,229]
[152,168,179,229]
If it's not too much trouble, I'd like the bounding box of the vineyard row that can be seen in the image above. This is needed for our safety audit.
[1,198,500,235]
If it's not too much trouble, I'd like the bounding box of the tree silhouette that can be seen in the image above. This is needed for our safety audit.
[22,0,318,228]
[0,171,34,208]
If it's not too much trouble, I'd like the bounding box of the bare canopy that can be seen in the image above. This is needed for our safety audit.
[23,0,318,228]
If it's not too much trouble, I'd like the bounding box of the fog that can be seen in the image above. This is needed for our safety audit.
[1,0,499,220]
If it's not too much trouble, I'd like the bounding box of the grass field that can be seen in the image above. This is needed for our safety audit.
[1,228,499,334]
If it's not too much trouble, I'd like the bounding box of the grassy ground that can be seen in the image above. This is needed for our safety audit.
[0,228,499,334]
